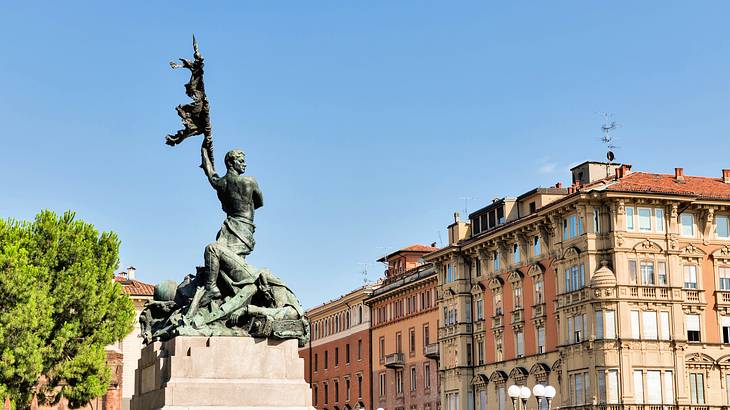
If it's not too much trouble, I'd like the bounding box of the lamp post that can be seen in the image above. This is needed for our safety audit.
[508,383,556,410]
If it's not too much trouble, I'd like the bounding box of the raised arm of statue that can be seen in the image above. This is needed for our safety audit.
[201,141,219,186]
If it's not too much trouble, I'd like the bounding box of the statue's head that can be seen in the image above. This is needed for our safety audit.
[224,149,246,174]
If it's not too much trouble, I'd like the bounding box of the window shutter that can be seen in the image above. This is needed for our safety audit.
[721,316,730,328]
[605,310,616,339]
[607,370,619,404]
[631,311,640,339]
[646,371,662,404]
[686,314,701,331]
[633,370,644,404]
[642,311,658,339]
[660,311,670,340]
[665,371,674,404]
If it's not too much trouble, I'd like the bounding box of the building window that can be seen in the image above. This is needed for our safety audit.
[346,343,350,364]
[346,378,351,401]
[564,263,585,292]
[535,278,544,304]
[689,373,705,404]
[410,366,417,391]
[659,311,670,340]
[379,337,385,362]
[626,207,635,231]
[313,384,318,406]
[396,332,402,353]
[595,310,604,339]
[379,372,386,397]
[513,244,520,264]
[493,251,500,271]
[357,339,362,360]
[409,328,416,354]
[629,259,637,284]
[445,263,454,283]
[720,267,730,290]
[396,369,404,395]
[664,371,674,404]
[515,330,524,357]
[686,314,701,342]
[324,350,328,369]
[478,339,485,364]
[314,353,318,371]
[684,265,698,289]
[569,372,590,405]
[494,290,503,316]
[681,213,695,237]
[513,286,522,309]
[642,311,658,340]
[334,379,339,402]
[597,370,620,404]
[495,334,503,362]
[358,374,363,398]
[630,310,640,339]
[324,382,329,404]
[658,261,667,285]
[424,362,431,389]
[446,392,460,410]
[533,236,541,256]
[537,326,545,353]
[476,298,484,321]
[563,214,580,240]
[466,342,472,365]
[718,215,730,239]
[568,314,586,344]
[722,316,730,343]
[638,207,652,231]
[633,370,644,404]
[335,347,339,366]
[641,262,655,285]
[605,310,617,339]
[423,323,430,346]
[656,208,665,232]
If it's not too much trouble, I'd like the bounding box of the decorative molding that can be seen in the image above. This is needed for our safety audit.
[632,239,663,253]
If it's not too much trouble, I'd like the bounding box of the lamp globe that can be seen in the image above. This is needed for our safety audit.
[532,384,546,398]
[508,385,521,398]
[544,386,556,399]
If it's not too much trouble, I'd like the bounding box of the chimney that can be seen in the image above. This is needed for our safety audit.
[127,266,136,280]
[430,242,437,248]
[675,167,684,182]
[555,182,562,189]
[454,212,461,224]
[722,169,730,184]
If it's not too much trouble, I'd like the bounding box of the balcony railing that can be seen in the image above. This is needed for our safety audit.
[511,309,524,324]
[533,303,545,318]
[492,315,503,329]
[384,352,404,369]
[716,290,730,306]
[424,343,439,360]
[628,286,672,300]
[683,289,705,304]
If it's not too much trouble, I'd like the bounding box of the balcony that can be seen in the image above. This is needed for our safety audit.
[683,289,706,305]
[492,315,503,329]
[511,309,524,324]
[628,286,672,300]
[532,303,545,318]
[384,352,404,369]
[716,291,730,312]
[424,343,439,360]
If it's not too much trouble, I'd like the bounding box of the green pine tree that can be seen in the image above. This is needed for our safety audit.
[0,211,135,409]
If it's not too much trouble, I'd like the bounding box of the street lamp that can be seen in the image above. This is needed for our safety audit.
[532,384,546,410]
[507,385,531,410]
[544,385,556,410]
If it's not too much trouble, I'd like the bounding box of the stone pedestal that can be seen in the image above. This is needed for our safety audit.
[130,336,315,410]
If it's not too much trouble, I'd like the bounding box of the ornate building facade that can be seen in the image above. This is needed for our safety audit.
[299,285,376,410]
[366,245,441,410]
[426,162,730,409]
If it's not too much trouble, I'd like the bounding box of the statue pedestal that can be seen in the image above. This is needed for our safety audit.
[130,336,315,410]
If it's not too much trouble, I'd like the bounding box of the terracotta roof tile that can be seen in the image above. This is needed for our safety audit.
[605,172,730,200]
[399,244,439,253]
[114,275,155,296]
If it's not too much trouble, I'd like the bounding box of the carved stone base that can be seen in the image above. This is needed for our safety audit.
[130,336,315,410]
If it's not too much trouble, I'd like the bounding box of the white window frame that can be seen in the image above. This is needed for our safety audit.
[681,213,695,237]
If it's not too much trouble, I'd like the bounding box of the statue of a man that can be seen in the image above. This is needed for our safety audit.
[200,142,263,301]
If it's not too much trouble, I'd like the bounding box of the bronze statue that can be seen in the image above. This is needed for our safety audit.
[139,37,309,347]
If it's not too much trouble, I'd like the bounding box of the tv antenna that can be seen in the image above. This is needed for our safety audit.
[599,112,618,164]
[357,262,370,285]
[459,196,476,215]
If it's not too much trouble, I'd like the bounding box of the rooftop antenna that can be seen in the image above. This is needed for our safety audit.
[437,231,444,247]
[376,246,390,268]
[459,196,476,215]
[357,263,370,284]
[599,112,620,178]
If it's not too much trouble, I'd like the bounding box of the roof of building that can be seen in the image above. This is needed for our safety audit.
[378,244,439,262]
[601,172,730,200]
[114,275,155,296]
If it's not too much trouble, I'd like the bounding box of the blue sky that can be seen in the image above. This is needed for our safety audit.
[2,1,730,308]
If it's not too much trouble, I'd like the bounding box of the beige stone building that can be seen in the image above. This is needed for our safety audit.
[426,162,730,409]
[112,268,154,410]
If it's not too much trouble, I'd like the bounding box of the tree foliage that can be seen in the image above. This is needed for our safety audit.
[0,211,135,409]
